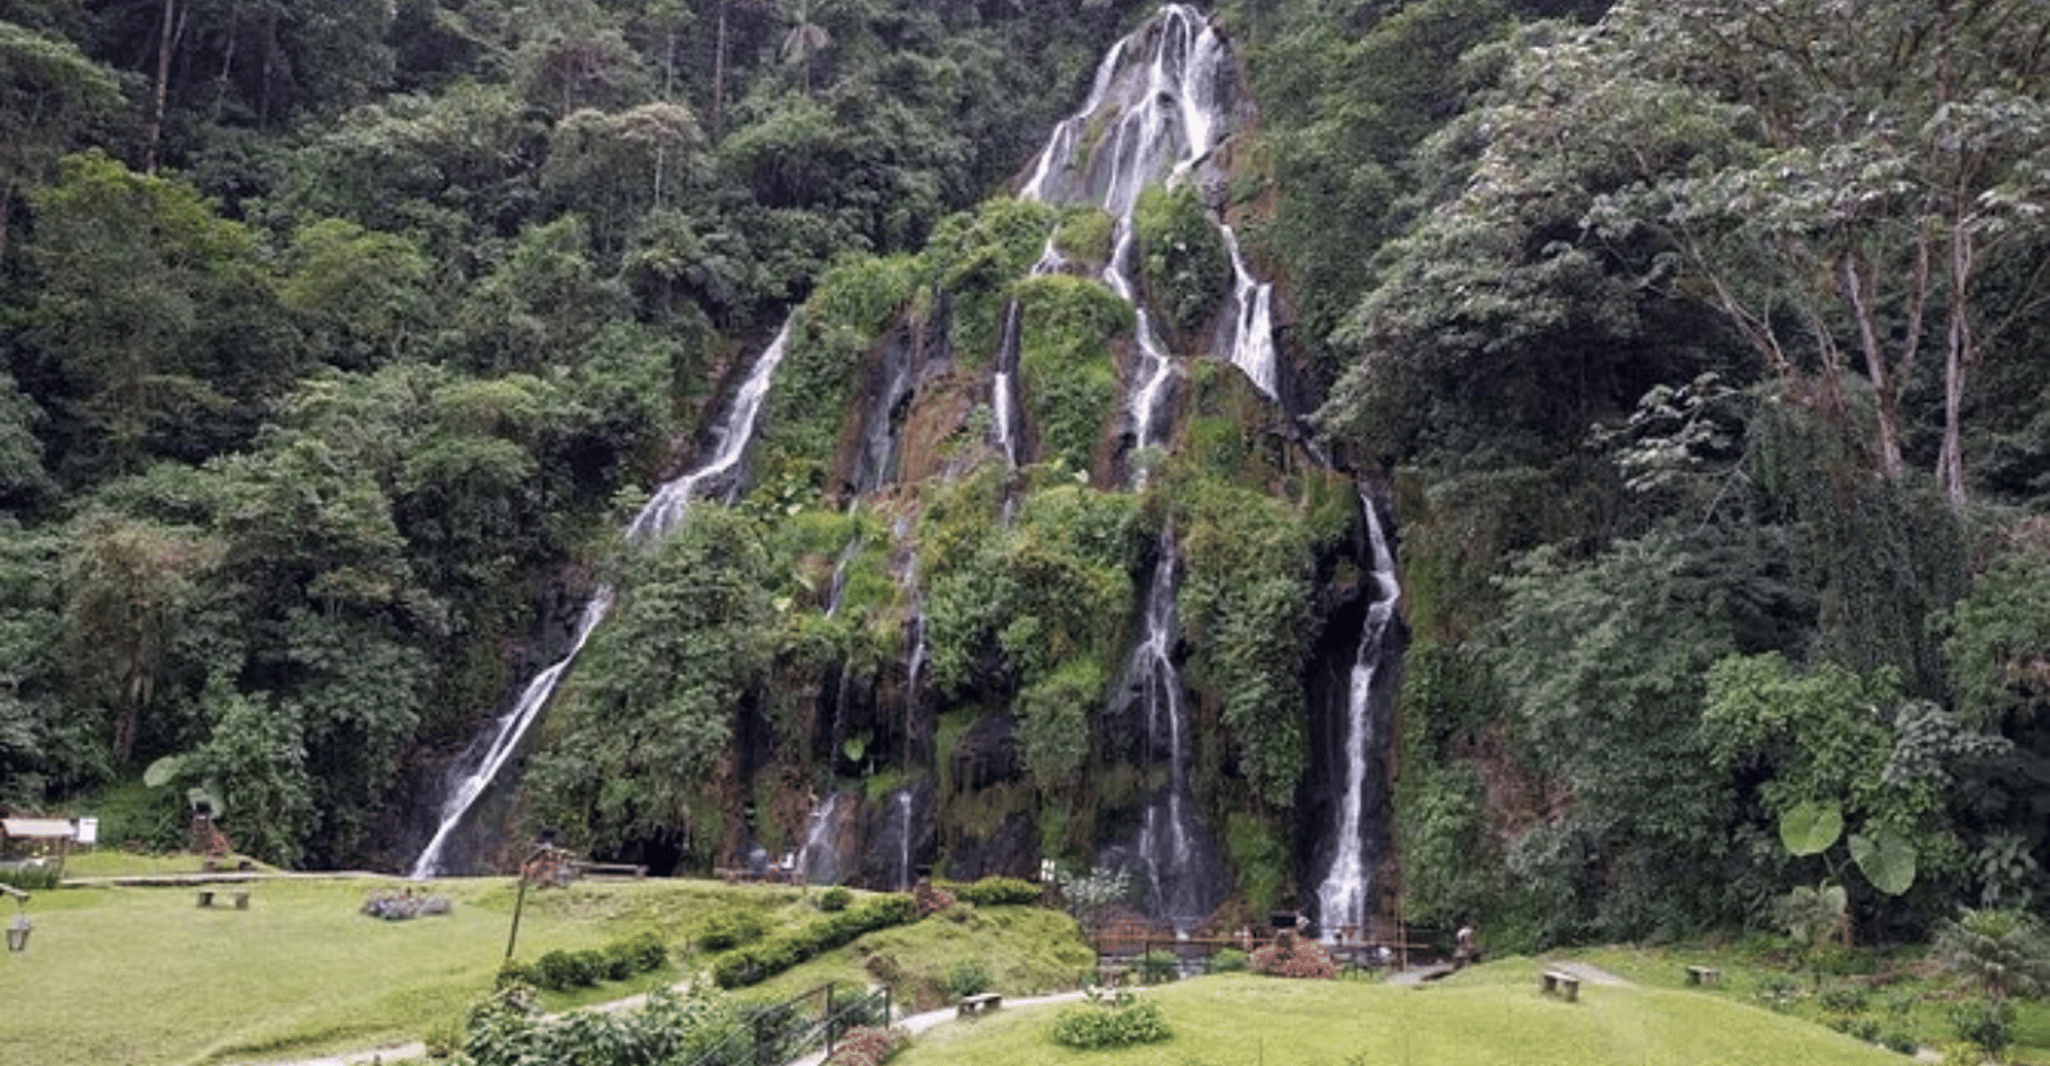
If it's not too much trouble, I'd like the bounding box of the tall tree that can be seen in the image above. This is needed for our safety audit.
[62,510,218,765]
[1571,0,2050,509]
[0,20,120,261]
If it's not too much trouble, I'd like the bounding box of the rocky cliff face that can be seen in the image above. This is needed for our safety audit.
[412,8,1402,937]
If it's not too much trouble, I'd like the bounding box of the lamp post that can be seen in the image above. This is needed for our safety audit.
[4,885,30,954]
[504,832,557,962]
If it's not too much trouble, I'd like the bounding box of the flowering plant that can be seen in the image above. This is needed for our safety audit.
[1249,930,1339,979]
[823,1025,909,1066]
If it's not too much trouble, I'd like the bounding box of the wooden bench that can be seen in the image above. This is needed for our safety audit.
[196,889,250,910]
[1540,969,1581,1002]
[956,992,1002,1018]
[1685,965,1721,986]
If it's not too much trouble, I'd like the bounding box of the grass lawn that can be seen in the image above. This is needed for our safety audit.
[0,873,818,1066]
[897,964,1916,1066]
[1573,943,2050,1065]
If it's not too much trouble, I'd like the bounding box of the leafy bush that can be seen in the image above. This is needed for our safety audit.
[0,862,61,892]
[605,931,668,975]
[1249,932,1339,979]
[1132,184,1229,336]
[819,886,854,912]
[1817,984,1870,1013]
[945,959,992,998]
[698,909,768,952]
[535,948,600,990]
[496,959,538,990]
[1211,947,1249,973]
[822,1025,909,1066]
[1947,997,2014,1058]
[943,877,1042,907]
[1137,950,1179,984]
[1050,999,1172,1049]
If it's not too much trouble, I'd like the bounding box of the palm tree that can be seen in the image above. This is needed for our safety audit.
[779,0,835,96]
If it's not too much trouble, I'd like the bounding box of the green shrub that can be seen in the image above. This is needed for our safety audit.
[1132,184,1228,336]
[495,958,538,990]
[535,949,600,990]
[819,886,854,912]
[944,877,1042,907]
[610,931,668,974]
[1948,997,2014,1058]
[1211,947,1249,973]
[945,959,992,998]
[1050,999,1172,1049]
[0,863,61,892]
[1137,950,1179,984]
[698,909,768,952]
[1817,985,1869,1013]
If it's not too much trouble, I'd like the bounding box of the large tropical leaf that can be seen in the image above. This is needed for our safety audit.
[1779,800,1843,856]
[1849,828,1917,896]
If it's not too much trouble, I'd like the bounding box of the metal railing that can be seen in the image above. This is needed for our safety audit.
[684,982,893,1066]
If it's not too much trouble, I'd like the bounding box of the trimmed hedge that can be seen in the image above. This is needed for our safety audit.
[712,894,917,989]
[519,931,670,991]
[938,877,1042,907]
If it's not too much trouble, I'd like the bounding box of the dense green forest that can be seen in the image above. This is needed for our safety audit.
[3,0,2047,954]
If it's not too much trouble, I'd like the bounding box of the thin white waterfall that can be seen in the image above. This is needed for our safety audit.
[797,792,847,885]
[992,299,1024,469]
[1221,226,1278,400]
[408,319,794,878]
[895,790,915,890]
[627,322,794,543]
[1314,494,1401,934]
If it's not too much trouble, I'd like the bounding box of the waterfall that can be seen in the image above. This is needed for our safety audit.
[895,790,915,890]
[1221,226,1278,400]
[408,320,794,878]
[1313,493,1402,935]
[1112,528,1224,928]
[992,299,1024,469]
[1016,4,1259,461]
[798,792,847,885]
[626,322,794,544]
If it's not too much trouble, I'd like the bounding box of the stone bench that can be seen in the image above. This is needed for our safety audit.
[1540,969,1580,1002]
[956,992,1002,1018]
[1685,964,1721,986]
[197,889,250,910]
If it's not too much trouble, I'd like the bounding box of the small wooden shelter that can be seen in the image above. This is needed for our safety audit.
[0,817,76,880]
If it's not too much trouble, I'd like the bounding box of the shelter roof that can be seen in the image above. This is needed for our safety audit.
[1,817,76,839]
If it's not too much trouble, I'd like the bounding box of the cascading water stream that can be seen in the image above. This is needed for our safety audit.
[1220,226,1278,399]
[408,320,794,878]
[1313,493,1401,935]
[1113,526,1222,928]
[991,299,1024,469]
[797,791,846,885]
[1013,3,1271,928]
[895,790,914,889]
[1016,4,1267,460]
